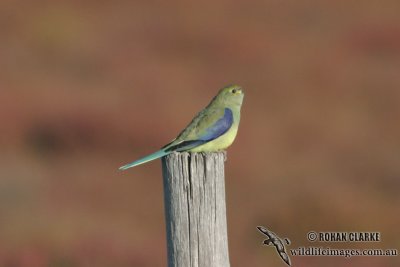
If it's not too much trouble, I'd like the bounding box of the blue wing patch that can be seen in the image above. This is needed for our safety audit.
[199,108,233,141]
[165,108,234,152]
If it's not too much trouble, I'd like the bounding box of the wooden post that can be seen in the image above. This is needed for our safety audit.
[162,152,230,267]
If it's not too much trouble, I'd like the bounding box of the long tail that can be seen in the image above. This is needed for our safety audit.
[119,150,169,170]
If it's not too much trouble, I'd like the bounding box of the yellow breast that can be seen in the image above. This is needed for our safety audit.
[188,125,239,152]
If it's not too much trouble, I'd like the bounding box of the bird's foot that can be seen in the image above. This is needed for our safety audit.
[263,239,272,245]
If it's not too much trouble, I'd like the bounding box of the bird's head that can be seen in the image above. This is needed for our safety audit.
[215,84,244,107]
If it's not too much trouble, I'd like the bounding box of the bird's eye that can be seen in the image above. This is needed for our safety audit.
[231,89,237,94]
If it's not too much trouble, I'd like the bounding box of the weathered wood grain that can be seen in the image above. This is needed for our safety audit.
[162,152,230,267]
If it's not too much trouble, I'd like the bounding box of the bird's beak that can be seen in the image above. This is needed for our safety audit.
[235,88,243,95]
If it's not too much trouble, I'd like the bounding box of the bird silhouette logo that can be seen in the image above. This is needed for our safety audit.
[257,226,292,266]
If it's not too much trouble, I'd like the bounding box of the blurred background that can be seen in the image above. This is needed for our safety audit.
[1,0,399,266]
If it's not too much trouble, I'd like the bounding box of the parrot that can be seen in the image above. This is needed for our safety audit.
[119,84,244,170]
